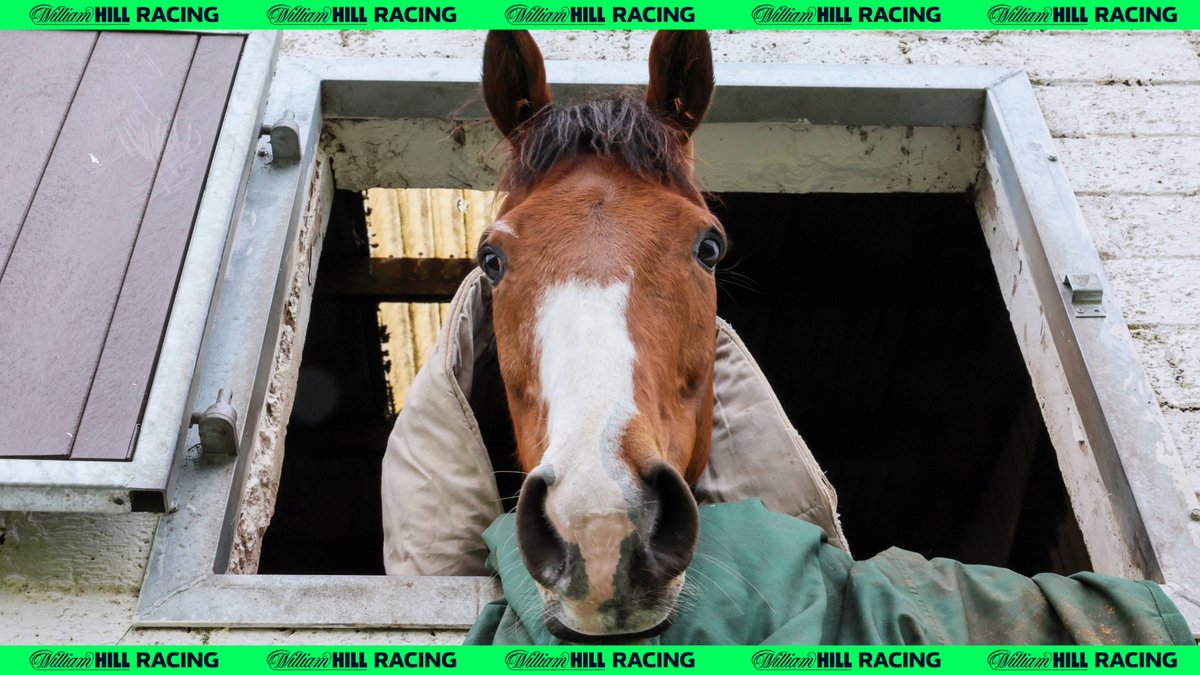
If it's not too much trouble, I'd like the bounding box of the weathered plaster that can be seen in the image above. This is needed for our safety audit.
[329,118,981,194]
[227,155,332,575]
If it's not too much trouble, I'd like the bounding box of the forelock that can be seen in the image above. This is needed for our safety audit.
[500,90,697,194]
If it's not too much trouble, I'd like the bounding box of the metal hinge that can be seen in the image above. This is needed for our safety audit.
[190,389,239,457]
[261,115,301,165]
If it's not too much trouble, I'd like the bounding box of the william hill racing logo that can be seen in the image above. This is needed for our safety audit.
[28,650,218,669]
[28,4,219,24]
[266,650,456,670]
[505,650,695,669]
[750,5,942,24]
[504,4,696,25]
[264,4,457,24]
[752,650,942,670]
[986,4,1178,24]
[987,650,1179,670]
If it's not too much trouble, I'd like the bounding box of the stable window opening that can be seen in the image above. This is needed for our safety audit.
[259,188,1091,578]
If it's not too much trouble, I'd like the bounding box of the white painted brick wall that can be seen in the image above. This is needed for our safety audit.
[1166,410,1200,494]
[899,32,1200,82]
[1108,261,1200,325]
[1079,196,1200,259]
[3,29,1197,643]
[0,512,155,591]
[1132,326,1200,410]
[1056,137,1200,194]
[1036,84,1200,137]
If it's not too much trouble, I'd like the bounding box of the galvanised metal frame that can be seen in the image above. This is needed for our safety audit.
[135,55,1200,633]
[0,32,280,514]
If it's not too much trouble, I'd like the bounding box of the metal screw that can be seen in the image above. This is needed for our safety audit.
[1048,154,1058,162]
[1190,509,1200,522]
[168,501,179,514]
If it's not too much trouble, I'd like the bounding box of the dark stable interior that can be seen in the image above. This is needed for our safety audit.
[258,190,1092,577]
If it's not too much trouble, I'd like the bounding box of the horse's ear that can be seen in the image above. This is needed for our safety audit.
[482,30,552,140]
[645,30,714,137]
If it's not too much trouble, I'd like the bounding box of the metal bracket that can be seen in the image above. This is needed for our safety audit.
[1063,273,1106,318]
[190,389,239,456]
[261,116,301,165]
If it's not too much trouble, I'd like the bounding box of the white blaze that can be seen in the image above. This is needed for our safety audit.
[490,220,519,237]
[534,279,640,609]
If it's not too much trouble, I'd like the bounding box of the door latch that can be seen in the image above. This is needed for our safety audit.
[1063,273,1105,318]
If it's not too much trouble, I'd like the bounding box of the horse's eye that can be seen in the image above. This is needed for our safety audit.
[478,245,506,284]
[694,231,725,271]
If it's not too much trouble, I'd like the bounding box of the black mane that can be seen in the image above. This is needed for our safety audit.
[500,91,695,193]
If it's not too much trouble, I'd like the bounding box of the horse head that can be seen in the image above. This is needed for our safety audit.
[478,30,721,641]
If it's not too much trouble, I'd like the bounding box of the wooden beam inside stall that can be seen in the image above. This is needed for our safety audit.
[318,257,476,302]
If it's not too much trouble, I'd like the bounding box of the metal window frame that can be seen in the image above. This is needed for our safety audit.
[0,31,280,514]
[135,55,1200,633]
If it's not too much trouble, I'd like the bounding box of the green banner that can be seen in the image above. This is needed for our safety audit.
[0,646,1195,674]
[0,1,1194,30]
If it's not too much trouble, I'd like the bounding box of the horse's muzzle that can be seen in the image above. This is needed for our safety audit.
[515,462,700,638]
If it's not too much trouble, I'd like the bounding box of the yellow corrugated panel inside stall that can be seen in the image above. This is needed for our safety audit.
[365,188,500,411]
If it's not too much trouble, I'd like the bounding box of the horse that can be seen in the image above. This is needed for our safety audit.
[478,30,721,641]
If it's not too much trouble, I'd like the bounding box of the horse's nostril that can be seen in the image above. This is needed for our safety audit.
[643,463,700,585]
[515,472,570,589]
